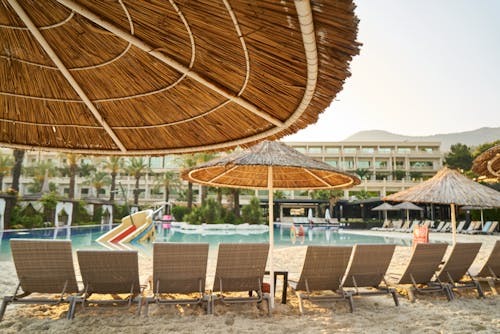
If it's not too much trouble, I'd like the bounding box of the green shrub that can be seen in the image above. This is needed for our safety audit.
[172,205,191,222]
[241,197,263,225]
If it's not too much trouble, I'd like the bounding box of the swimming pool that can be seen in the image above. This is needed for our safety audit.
[0,224,411,261]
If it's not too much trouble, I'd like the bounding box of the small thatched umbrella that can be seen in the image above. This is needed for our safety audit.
[1,0,360,155]
[371,202,397,222]
[392,202,423,223]
[472,145,500,179]
[183,140,360,308]
[384,167,500,244]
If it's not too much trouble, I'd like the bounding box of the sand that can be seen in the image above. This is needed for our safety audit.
[0,230,498,333]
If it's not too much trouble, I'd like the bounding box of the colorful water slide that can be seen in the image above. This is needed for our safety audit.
[96,209,155,244]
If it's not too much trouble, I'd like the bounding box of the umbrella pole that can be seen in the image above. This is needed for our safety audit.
[406,209,409,223]
[480,209,484,228]
[268,167,275,309]
[451,203,457,245]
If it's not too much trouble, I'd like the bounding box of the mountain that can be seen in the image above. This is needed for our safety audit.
[344,127,500,151]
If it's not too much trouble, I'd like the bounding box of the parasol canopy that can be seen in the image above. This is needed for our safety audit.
[0,0,360,155]
[384,167,500,244]
[183,140,359,308]
[393,202,423,223]
[472,145,500,179]
[371,202,397,222]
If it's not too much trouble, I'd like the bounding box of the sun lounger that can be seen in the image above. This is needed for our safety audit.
[342,244,399,310]
[436,243,484,299]
[430,221,445,232]
[472,240,500,295]
[468,221,492,235]
[455,221,466,233]
[68,250,143,319]
[211,243,271,315]
[371,220,391,231]
[483,221,498,234]
[290,245,353,314]
[395,221,410,232]
[439,222,451,233]
[461,221,481,234]
[141,243,210,315]
[386,220,402,231]
[392,243,451,301]
[403,220,419,233]
[0,239,79,322]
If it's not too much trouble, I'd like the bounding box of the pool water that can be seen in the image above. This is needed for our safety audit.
[0,224,411,262]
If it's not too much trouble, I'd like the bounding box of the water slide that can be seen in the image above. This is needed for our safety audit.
[96,209,155,244]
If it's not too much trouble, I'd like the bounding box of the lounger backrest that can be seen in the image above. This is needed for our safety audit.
[400,221,410,230]
[398,243,448,284]
[488,221,498,233]
[456,221,466,232]
[77,250,140,294]
[392,220,402,229]
[296,246,352,292]
[481,221,492,232]
[11,239,78,294]
[153,242,208,294]
[434,221,444,230]
[476,240,500,278]
[437,243,481,282]
[343,244,395,288]
[213,243,269,292]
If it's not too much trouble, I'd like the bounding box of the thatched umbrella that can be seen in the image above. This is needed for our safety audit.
[392,202,423,223]
[1,0,360,155]
[384,167,500,244]
[371,202,397,222]
[472,145,500,179]
[183,140,360,307]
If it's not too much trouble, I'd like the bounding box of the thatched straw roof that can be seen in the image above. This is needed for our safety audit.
[183,140,360,190]
[371,203,397,211]
[0,0,360,155]
[392,202,423,211]
[384,167,500,207]
[472,145,500,179]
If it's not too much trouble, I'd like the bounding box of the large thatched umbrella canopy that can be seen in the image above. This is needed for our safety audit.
[472,145,500,179]
[384,167,500,244]
[0,0,360,155]
[183,140,360,307]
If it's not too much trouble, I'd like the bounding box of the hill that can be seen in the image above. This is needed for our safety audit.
[344,127,500,151]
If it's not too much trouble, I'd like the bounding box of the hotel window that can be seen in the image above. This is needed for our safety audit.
[325,147,340,154]
[358,160,371,168]
[149,157,163,168]
[378,147,392,153]
[308,146,322,154]
[164,155,178,168]
[395,160,405,168]
[375,160,388,169]
[420,147,433,153]
[397,147,411,154]
[325,159,338,167]
[81,188,89,195]
[410,161,433,168]
[342,160,354,169]
[295,147,306,153]
[343,147,357,154]
[361,147,375,154]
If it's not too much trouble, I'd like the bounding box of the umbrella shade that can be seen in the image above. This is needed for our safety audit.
[183,140,359,308]
[392,202,423,211]
[0,0,360,155]
[384,167,500,244]
[472,145,500,179]
[371,203,397,211]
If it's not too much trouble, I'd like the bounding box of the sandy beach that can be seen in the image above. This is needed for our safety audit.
[0,230,498,333]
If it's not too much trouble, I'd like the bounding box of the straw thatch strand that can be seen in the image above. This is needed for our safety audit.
[384,167,500,207]
[0,0,360,155]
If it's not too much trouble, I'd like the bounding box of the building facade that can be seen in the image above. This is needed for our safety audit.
[0,141,444,203]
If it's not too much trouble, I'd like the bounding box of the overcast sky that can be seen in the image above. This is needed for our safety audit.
[285,0,500,142]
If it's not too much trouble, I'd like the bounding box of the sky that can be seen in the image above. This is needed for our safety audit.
[285,0,500,142]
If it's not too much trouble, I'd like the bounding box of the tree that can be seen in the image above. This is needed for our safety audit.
[11,149,25,193]
[444,143,473,170]
[102,157,124,202]
[472,140,500,158]
[179,154,198,209]
[241,197,263,224]
[194,152,216,205]
[62,154,80,199]
[0,154,13,191]
[24,161,56,193]
[354,168,370,180]
[87,171,111,198]
[231,188,240,218]
[154,171,179,203]
[125,157,149,205]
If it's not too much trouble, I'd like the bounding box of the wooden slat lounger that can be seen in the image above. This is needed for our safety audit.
[472,240,500,295]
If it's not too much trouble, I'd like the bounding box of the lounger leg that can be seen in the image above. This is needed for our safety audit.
[407,288,415,302]
[0,296,12,322]
[67,296,77,320]
[445,286,454,301]
[296,292,305,315]
[475,281,485,298]
[347,293,354,313]
[487,279,497,295]
[390,289,399,306]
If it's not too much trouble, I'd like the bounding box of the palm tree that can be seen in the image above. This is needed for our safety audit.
[125,157,149,205]
[179,154,198,209]
[154,171,179,204]
[0,154,13,191]
[10,149,25,193]
[102,157,124,202]
[87,171,111,198]
[24,161,56,193]
[62,154,80,199]
[194,152,216,205]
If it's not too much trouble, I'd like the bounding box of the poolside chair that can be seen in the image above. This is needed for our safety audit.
[290,245,353,314]
[483,221,498,234]
[387,220,402,231]
[430,221,445,232]
[439,222,451,233]
[211,243,271,315]
[0,239,79,322]
[468,221,492,235]
[403,220,419,233]
[68,250,143,319]
[472,240,500,295]
[392,243,451,301]
[395,221,410,232]
[342,244,399,310]
[462,221,481,234]
[455,221,466,233]
[371,220,391,231]
[141,243,210,315]
[436,243,484,299]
